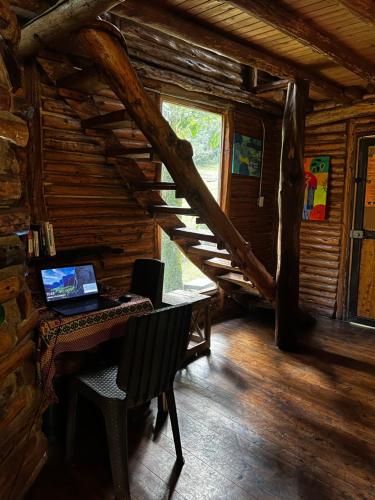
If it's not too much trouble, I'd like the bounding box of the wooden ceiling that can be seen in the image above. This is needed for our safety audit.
[162,0,375,91]
[10,0,375,104]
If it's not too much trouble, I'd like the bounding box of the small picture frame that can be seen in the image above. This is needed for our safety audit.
[232,132,263,177]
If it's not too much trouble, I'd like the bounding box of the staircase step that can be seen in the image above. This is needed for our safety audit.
[187,244,231,260]
[58,66,108,93]
[133,181,177,191]
[150,205,197,216]
[203,258,238,272]
[170,228,217,243]
[107,146,157,160]
[82,109,133,130]
[218,272,260,296]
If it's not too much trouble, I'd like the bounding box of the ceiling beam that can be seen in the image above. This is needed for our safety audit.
[225,0,374,82]
[254,79,289,94]
[112,1,350,104]
[17,0,123,60]
[338,0,375,25]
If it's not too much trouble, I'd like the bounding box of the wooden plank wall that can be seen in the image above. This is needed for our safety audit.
[229,110,280,275]
[300,120,348,317]
[34,63,158,289]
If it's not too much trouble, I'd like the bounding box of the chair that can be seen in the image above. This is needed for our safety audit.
[130,258,165,309]
[65,304,192,500]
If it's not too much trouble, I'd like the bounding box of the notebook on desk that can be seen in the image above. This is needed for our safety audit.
[40,263,118,316]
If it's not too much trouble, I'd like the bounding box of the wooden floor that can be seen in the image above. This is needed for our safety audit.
[26,312,375,500]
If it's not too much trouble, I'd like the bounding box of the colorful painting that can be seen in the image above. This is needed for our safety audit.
[303,156,330,221]
[232,132,262,177]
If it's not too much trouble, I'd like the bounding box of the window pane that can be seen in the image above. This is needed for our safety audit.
[161,101,223,294]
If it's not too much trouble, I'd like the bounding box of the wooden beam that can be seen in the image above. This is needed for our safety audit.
[78,24,276,301]
[275,79,309,350]
[254,79,290,94]
[338,0,375,25]
[132,59,282,115]
[306,100,375,127]
[112,1,350,104]
[226,0,374,82]
[82,109,132,129]
[18,0,124,60]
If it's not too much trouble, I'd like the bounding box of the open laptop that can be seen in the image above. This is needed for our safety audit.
[40,264,118,316]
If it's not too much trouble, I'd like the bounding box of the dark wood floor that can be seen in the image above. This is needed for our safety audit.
[26,311,375,499]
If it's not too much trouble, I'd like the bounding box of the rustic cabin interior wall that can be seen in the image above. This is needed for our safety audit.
[229,110,280,276]
[0,7,47,496]
[20,19,375,326]
[27,54,158,291]
[301,108,375,319]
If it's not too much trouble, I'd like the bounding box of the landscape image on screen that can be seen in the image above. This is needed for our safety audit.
[41,265,98,303]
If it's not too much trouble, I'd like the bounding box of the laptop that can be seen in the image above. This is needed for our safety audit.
[40,264,118,316]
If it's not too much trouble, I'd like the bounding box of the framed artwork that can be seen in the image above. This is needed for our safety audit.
[232,132,262,177]
[303,156,330,221]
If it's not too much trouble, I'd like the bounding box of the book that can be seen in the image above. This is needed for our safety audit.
[42,221,56,257]
[32,230,40,257]
[47,222,56,256]
[27,230,33,258]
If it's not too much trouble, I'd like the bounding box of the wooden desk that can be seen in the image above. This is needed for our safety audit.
[163,290,211,362]
[37,293,153,402]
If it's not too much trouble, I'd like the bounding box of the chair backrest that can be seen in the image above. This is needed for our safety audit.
[117,304,192,407]
[130,258,165,309]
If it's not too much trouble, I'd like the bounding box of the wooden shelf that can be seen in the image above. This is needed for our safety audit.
[28,245,124,265]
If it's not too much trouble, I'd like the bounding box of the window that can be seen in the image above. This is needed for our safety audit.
[161,100,223,294]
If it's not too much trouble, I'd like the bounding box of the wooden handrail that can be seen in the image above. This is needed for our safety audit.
[77,22,276,302]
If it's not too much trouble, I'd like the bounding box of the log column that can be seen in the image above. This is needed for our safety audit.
[275,79,309,350]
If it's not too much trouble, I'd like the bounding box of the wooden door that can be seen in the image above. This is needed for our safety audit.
[349,138,375,324]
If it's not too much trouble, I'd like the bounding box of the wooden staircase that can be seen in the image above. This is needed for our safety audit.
[37,21,277,306]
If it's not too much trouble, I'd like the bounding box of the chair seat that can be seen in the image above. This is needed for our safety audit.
[77,365,126,400]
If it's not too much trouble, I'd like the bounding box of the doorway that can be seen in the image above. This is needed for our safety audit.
[348,138,375,325]
[160,100,224,294]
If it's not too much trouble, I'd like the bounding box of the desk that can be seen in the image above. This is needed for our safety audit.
[163,290,211,362]
[37,292,153,401]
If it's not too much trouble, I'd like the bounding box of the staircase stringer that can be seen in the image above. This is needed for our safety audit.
[114,158,229,285]
[77,23,276,303]
[35,56,228,287]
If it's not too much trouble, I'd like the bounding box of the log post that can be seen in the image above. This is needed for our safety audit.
[77,23,276,302]
[275,79,309,350]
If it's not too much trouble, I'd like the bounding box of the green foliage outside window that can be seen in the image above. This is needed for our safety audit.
[161,101,223,293]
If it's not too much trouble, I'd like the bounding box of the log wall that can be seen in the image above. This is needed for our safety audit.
[300,121,347,317]
[30,56,158,290]
[229,110,280,275]
[25,21,375,325]
[301,106,375,318]
[0,4,47,495]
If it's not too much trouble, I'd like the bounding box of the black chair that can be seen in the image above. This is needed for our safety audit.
[65,304,192,500]
[130,258,165,309]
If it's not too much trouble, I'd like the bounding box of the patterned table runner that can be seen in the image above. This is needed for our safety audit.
[37,293,153,401]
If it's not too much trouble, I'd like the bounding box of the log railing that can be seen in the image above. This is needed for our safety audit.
[77,22,276,302]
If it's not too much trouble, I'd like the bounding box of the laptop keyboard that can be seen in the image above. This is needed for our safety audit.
[54,297,119,316]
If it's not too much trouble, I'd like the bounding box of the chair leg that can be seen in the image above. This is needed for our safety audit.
[103,403,131,500]
[165,389,184,465]
[65,381,79,462]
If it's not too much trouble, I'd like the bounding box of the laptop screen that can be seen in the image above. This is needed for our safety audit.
[41,264,98,303]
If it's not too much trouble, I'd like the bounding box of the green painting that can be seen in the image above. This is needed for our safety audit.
[232,132,262,177]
